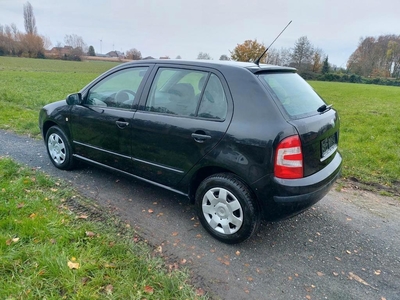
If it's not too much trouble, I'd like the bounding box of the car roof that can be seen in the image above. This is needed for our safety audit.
[120,59,296,73]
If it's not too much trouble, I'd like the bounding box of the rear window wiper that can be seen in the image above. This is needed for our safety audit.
[317,104,332,113]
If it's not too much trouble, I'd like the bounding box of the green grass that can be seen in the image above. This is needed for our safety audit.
[0,56,399,192]
[0,57,119,137]
[309,81,400,190]
[0,157,206,299]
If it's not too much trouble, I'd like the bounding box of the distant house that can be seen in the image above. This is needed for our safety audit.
[45,46,73,58]
[106,51,124,58]
[159,56,170,59]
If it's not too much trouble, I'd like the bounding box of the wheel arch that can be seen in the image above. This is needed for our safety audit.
[188,166,261,210]
[42,120,72,142]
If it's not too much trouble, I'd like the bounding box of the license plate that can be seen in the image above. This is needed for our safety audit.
[321,133,337,160]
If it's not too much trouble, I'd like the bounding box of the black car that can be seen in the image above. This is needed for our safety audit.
[39,59,342,244]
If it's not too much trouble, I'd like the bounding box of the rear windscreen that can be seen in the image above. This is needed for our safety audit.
[258,73,326,119]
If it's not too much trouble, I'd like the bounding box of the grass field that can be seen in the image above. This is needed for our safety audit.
[0,157,206,299]
[309,81,400,192]
[0,56,399,193]
[0,57,119,136]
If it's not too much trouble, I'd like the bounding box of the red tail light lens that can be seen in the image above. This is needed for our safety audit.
[274,135,303,179]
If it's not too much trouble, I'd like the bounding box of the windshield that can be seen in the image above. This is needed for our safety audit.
[258,73,326,119]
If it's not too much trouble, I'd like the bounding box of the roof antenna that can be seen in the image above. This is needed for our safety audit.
[254,20,292,66]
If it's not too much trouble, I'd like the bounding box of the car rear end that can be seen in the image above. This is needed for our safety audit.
[256,70,342,220]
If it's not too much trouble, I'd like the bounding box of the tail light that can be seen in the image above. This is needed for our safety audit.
[274,135,303,179]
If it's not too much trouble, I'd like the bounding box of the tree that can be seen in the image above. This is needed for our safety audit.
[20,32,45,58]
[87,45,95,56]
[290,36,314,71]
[322,56,330,74]
[64,34,87,58]
[23,2,37,35]
[347,37,375,76]
[0,24,17,56]
[387,39,400,78]
[219,54,229,61]
[0,21,45,58]
[347,35,400,77]
[230,39,266,63]
[175,55,182,59]
[64,34,86,50]
[264,48,281,65]
[41,35,52,50]
[197,52,212,60]
[277,47,292,66]
[311,48,324,72]
[126,48,142,60]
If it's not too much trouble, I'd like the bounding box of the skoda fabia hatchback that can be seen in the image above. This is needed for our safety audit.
[39,59,342,244]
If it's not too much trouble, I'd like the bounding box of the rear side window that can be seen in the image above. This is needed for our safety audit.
[145,68,227,120]
[258,73,325,119]
[198,74,227,120]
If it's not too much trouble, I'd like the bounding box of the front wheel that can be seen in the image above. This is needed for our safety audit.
[195,173,260,244]
[45,126,75,170]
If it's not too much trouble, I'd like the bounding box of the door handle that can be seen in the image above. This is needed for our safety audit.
[192,132,211,143]
[116,120,129,129]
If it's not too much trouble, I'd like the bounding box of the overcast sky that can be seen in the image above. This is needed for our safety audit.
[1,0,399,67]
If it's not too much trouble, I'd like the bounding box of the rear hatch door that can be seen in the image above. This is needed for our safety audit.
[258,72,340,176]
[287,109,339,176]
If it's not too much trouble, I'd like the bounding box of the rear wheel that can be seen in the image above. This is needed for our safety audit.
[45,126,75,170]
[195,173,260,244]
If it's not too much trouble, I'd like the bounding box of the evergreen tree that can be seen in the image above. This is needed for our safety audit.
[322,56,330,74]
[87,45,95,56]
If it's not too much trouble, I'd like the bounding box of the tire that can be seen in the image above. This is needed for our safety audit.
[45,126,75,170]
[195,173,260,244]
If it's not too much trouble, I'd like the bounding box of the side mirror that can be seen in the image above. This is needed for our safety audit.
[66,93,82,105]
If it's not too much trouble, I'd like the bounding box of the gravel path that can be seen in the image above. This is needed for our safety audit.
[1,129,399,300]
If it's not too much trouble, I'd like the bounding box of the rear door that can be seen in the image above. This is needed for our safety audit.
[131,65,232,187]
[258,72,340,176]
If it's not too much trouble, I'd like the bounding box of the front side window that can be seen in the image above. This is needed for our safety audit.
[259,72,325,119]
[146,68,227,120]
[86,67,148,109]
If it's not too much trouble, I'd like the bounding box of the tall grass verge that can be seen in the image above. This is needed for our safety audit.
[0,157,207,299]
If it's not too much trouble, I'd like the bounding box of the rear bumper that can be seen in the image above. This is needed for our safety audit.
[254,152,342,220]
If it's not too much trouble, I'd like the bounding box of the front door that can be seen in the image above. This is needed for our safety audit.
[69,66,149,172]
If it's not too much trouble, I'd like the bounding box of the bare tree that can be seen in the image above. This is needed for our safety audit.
[41,35,52,50]
[64,34,86,50]
[64,34,87,58]
[23,2,37,35]
[197,52,212,60]
[219,54,230,61]
[277,47,292,66]
[10,23,19,40]
[126,48,142,60]
[290,36,314,71]
[0,23,22,55]
[264,48,280,65]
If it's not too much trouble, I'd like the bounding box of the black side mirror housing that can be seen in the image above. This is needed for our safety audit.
[66,93,82,105]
